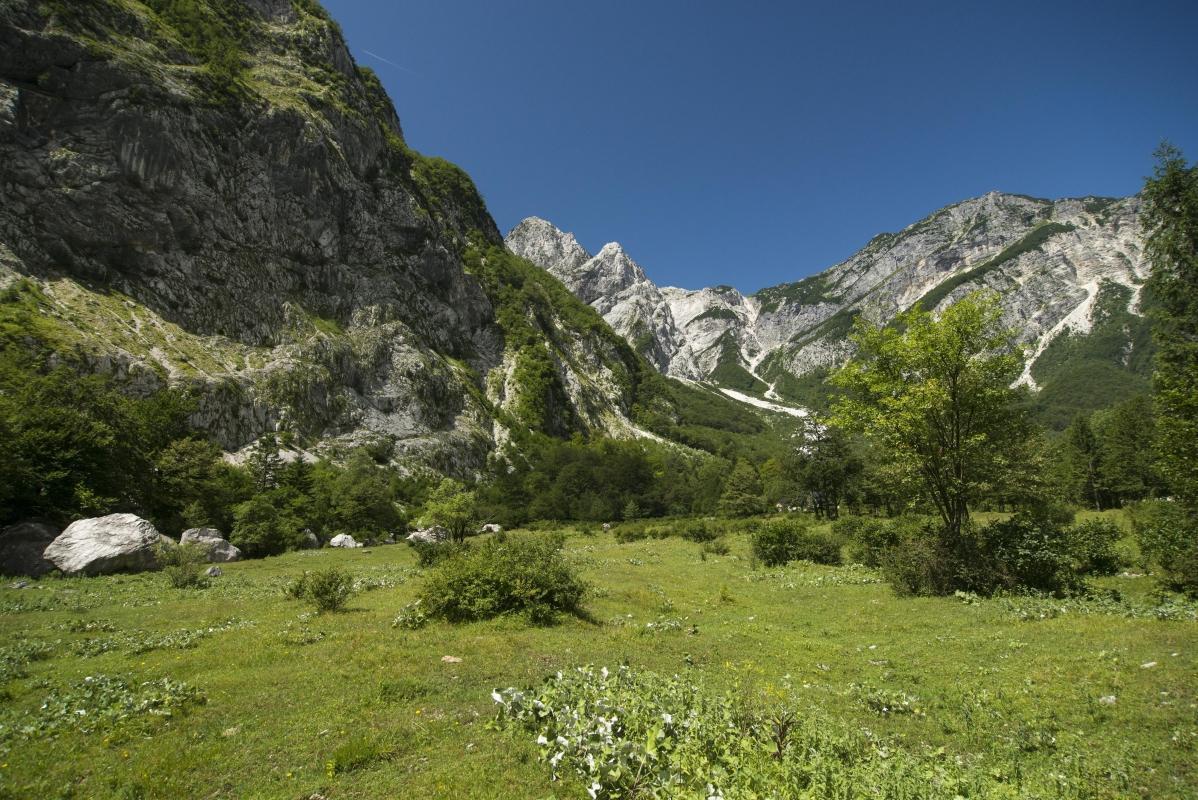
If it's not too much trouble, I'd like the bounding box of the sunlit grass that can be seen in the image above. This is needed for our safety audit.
[1,519,1194,798]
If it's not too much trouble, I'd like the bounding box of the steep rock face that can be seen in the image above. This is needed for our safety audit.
[509,193,1148,406]
[0,1,652,471]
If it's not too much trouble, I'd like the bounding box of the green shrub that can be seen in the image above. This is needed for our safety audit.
[418,534,586,624]
[835,516,896,567]
[880,528,957,597]
[1066,519,1122,575]
[680,519,719,543]
[701,537,730,556]
[793,528,842,565]
[288,568,355,612]
[155,542,208,589]
[1132,501,1198,595]
[409,540,468,568]
[984,513,1082,596]
[750,518,839,566]
[614,523,648,543]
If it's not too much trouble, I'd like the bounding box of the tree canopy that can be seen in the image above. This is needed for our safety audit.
[830,292,1028,541]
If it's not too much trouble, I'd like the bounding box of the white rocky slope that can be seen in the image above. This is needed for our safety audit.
[506,193,1147,397]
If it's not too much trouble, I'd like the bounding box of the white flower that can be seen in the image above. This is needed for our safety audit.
[588,781,602,798]
[537,734,549,745]
[491,690,504,705]
[661,712,673,725]
[550,750,564,767]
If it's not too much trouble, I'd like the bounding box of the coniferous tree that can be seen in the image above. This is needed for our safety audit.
[1142,144,1198,508]
[718,459,765,517]
[1061,414,1103,510]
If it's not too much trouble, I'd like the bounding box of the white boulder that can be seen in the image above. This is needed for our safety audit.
[43,514,174,576]
[406,526,450,545]
[329,533,363,548]
[180,528,243,562]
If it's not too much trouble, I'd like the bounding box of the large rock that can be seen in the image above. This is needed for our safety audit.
[180,528,243,563]
[0,521,59,577]
[406,526,450,545]
[299,531,321,550]
[43,514,174,576]
[328,533,363,548]
[479,523,502,534]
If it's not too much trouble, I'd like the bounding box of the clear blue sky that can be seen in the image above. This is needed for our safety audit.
[321,0,1198,293]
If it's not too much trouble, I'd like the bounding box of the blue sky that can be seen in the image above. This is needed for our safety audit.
[321,0,1198,293]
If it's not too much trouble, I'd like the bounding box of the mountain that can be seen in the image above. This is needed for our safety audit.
[0,0,761,473]
[507,193,1152,423]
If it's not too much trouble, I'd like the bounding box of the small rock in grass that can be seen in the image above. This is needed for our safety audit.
[441,655,462,664]
[1098,695,1117,705]
[205,566,222,577]
[1141,661,1157,669]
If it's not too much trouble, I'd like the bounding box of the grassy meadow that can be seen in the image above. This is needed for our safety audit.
[1,513,1196,799]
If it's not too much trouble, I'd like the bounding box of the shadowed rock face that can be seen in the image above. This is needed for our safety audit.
[0,521,59,577]
[508,193,1146,396]
[0,2,649,472]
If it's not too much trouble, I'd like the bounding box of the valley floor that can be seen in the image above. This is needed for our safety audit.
[1,518,1196,799]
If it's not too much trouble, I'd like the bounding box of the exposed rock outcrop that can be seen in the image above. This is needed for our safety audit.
[0,2,661,474]
[507,194,1147,404]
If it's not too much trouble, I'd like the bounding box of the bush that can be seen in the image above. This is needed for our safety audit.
[418,534,586,624]
[880,525,957,597]
[288,568,355,612]
[701,537,730,556]
[613,524,651,543]
[1132,501,1198,595]
[835,516,896,567]
[793,528,842,565]
[155,542,208,589]
[1066,519,1122,575]
[751,518,804,567]
[680,519,720,543]
[750,519,840,567]
[983,513,1082,596]
[409,540,468,568]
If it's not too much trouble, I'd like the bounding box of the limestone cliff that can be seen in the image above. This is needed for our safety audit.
[0,0,665,472]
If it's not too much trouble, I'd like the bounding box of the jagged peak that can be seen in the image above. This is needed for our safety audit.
[505,217,591,273]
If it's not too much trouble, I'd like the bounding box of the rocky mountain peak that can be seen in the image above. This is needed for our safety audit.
[504,217,591,274]
[512,192,1149,417]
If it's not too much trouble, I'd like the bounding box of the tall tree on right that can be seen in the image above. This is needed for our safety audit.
[1142,145,1198,509]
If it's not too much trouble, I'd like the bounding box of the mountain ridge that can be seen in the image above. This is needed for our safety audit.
[506,191,1149,418]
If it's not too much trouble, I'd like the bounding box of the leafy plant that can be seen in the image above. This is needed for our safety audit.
[288,568,355,612]
[418,534,586,624]
[155,541,209,589]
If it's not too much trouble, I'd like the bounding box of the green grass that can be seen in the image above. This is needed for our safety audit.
[1,522,1195,798]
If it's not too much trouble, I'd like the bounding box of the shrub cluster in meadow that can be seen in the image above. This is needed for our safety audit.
[750,518,841,567]
[417,534,586,624]
[287,568,355,612]
[831,510,1130,597]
